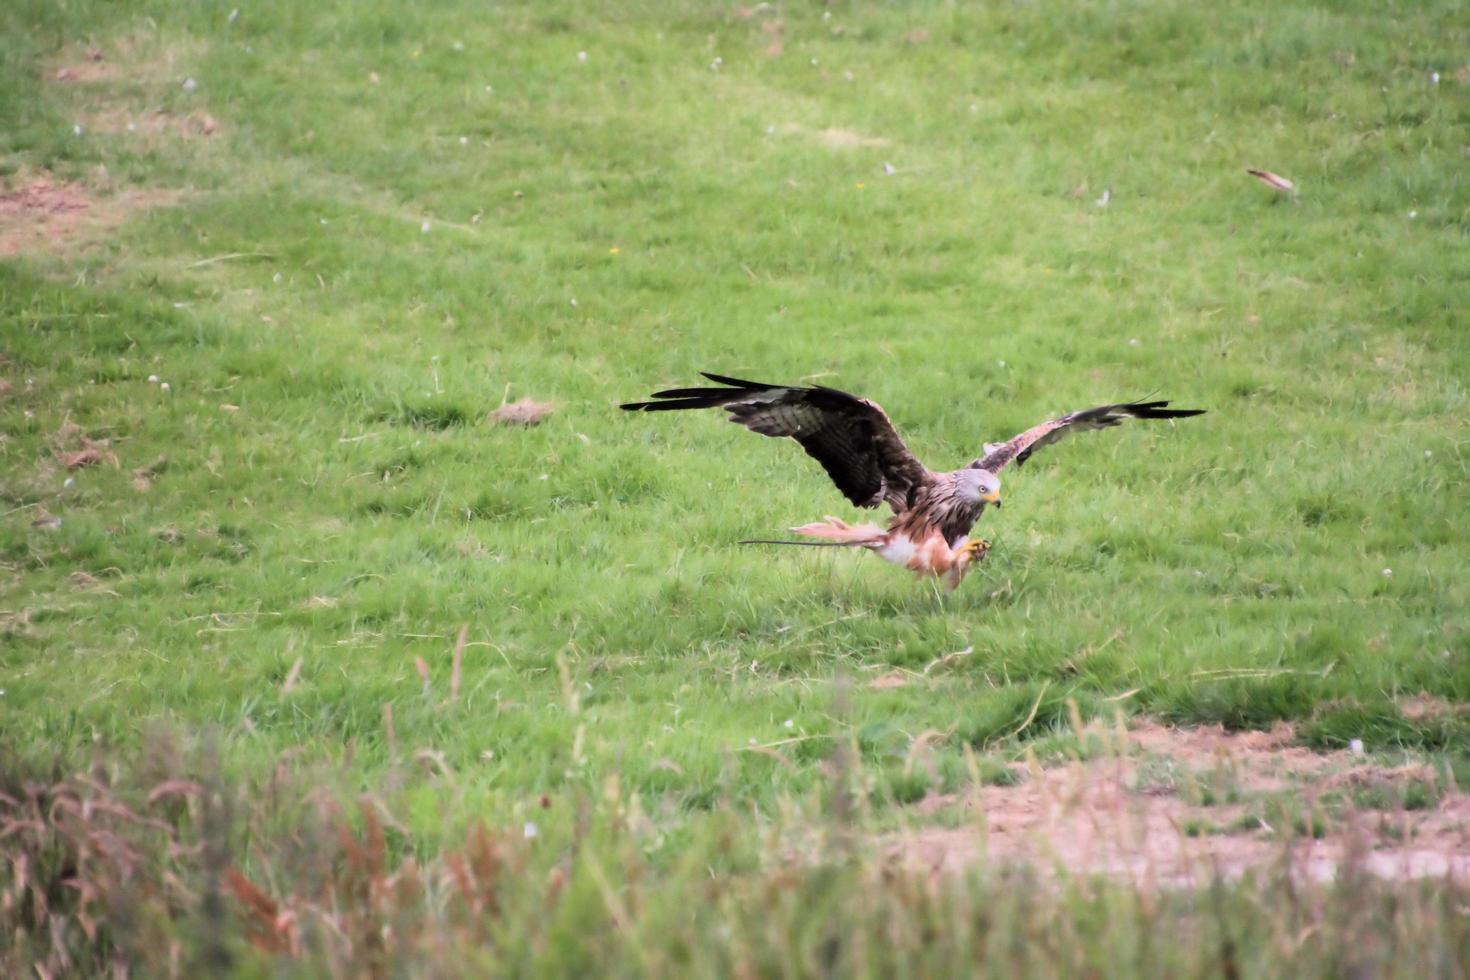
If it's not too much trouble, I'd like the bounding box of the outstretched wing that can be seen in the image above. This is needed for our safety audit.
[621,372,933,510]
[973,400,1205,472]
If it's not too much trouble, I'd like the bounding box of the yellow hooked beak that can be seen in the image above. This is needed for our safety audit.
[982,490,1002,507]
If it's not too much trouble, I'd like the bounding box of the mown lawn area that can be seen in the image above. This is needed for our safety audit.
[2,0,1468,973]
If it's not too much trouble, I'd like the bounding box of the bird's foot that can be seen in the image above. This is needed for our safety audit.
[961,538,991,562]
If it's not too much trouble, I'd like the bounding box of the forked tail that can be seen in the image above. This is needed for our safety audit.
[739,516,888,549]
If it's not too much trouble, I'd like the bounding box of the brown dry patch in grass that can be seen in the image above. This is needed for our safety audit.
[489,397,556,426]
[1399,693,1470,722]
[773,123,892,149]
[81,105,220,139]
[0,175,181,258]
[41,32,220,184]
[46,44,118,84]
[46,33,205,90]
[817,127,891,149]
[888,721,1470,885]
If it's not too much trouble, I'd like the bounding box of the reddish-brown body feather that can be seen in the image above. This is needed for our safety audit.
[789,517,986,590]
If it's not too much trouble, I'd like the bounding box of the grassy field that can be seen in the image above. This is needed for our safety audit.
[3,0,1470,973]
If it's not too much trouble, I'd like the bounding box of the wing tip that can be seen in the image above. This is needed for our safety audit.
[1126,399,1206,419]
[698,371,771,389]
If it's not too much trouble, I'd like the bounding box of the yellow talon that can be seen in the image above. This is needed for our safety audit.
[964,539,991,560]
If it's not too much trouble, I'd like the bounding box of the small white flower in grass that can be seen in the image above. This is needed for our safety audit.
[319,218,328,225]
[883,162,896,176]
[63,478,75,489]
[1096,187,1111,208]
[1349,739,1365,756]
[459,136,468,145]
[577,51,588,63]
[1431,71,1440,85]
[126,122,137,132]
[810,57,819,66]
[783,719,794,730]
[272,272,282,284]
[523,821,538,839]
[1381,568,1392,577]
[24,410,33,419]
[844,71,854,82]
[160,382,171,393]
[569,297,578,307]
[420,220,431,233]
[997,360,1006,367]
[484,85,493,94]
[227,8,239,25]
[1128,338,1139,346]
[147,374,160,383]
[452,41,465,52]
[1425,450,1433,458]
[73,124,84,137]
[748,738,757,745]
[710,57,723,71]
[538,473,548,481]
[182,78,198,93]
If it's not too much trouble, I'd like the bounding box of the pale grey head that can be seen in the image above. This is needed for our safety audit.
[956,467,1002,507]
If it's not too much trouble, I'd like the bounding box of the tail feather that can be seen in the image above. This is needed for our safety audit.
[790,517,887,544]
[738,539,855,548]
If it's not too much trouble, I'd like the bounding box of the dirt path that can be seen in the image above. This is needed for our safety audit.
[889,722,1470,884]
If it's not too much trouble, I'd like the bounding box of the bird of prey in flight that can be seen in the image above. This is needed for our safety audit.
[621,373,1204,589]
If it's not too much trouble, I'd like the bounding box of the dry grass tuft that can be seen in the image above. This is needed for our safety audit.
[488,397,555,426]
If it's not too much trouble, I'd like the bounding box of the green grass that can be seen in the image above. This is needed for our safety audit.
[2,0,1469,970]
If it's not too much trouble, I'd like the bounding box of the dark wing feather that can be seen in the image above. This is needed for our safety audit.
[973,400,1204,472]
[622,373,933,510]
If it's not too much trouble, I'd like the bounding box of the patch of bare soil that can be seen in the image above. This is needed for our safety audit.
[888,722,1470,885]
[488,398,556,426]
[82,107,220,139]
[0,176,181,257]
[772,123,891,149]
[48,46,116,84]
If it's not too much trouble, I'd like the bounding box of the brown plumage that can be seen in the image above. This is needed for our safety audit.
[621,373,1204,588]
[620,373,929,510]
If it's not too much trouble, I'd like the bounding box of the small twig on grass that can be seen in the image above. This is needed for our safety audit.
[738,734,833,756]
[450,624,467,705]
[924,645,973,675]
[734,744,797,771]
[1190,666,1333,679]
[999,681,1052,744]
[281,657,304,694]
[382,703,397,758]
[184,252,275,269]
